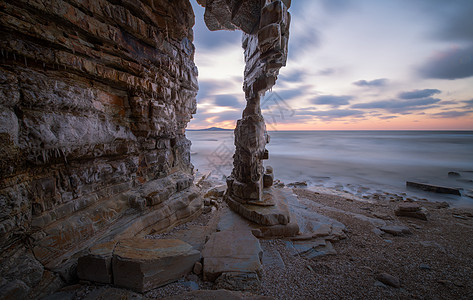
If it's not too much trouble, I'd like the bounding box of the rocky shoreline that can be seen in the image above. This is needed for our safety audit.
[42,177,473,300]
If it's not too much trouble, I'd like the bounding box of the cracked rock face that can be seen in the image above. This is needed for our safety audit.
[0,0,201,296]
[199,0,290,203]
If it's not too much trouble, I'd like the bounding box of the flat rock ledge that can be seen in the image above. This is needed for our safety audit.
[77,238,200,292]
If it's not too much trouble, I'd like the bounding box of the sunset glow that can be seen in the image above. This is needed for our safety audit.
[189,0,473,131]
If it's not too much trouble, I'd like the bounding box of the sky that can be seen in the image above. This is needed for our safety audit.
[188,0,473,130]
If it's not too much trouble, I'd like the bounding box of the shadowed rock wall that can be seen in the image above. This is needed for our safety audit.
[0,0,201,296]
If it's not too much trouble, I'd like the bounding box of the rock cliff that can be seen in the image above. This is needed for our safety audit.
[0,0,201,297]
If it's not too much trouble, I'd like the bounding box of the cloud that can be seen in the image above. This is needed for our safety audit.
[191,1,241,50]
[193,109,242,125]
[312,95,352,107]
[418,45,473,80]
[353,78,388,87]
[317,68,336,76]
[398,89,441,99]
[432,110,473,118]
[462,99,473,108]
[279,70,306,83]
[271,89,304,101]
[214,94,242,108]
[197,80,228,102]
[289,28,321,57]
[320,0,355,14]
[352,97,441,113]
[418,0,473,43]
[378,115,398,120]
[287,1,321,57]
[300,109,365,119]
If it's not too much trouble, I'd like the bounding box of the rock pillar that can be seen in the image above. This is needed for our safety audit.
[226,0,290,204]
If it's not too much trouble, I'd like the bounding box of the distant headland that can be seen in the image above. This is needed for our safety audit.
[187,127,233,131]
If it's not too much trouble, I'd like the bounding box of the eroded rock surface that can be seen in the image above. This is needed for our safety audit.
[0,0,200,296]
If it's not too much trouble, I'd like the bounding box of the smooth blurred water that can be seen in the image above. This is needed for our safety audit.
[187,130,473,207]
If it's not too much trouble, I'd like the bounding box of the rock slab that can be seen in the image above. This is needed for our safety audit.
[380,225,411,236]
[202,231,263,282]
[226,188,291,226]
[112,238,201,292]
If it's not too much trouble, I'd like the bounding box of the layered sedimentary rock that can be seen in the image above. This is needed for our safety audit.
[0,0,201,296]
[198,1,290,222]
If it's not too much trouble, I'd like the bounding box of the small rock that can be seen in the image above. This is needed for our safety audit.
[380,225,411,236]
[193,262,202,275]
[419,264,431,270]
[374,280,387,288]
[384,239,393,243]
[453,214,468,220]
[373,212,393,220]
[203,206,212,214]
[376,273,400,288]
[372,228,384,237]
[397,203,421,212]
[204,185,226,198]
[448,171,461,178]
[395,203,428,220]
[453,281,464,287]
[265,166,273,174]
[287,181,307,187]
[263,173,274,188]
[436,201,450,209]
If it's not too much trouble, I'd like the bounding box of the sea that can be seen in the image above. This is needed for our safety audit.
[186,130,473,207]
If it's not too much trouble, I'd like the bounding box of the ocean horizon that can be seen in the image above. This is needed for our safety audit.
[187,130,473,207]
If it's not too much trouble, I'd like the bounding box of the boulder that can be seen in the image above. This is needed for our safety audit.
[395,203,428,220]
[202,231,263,282]
[112,238,201,292]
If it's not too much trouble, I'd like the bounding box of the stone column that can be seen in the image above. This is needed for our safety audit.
[226,0,290,204]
